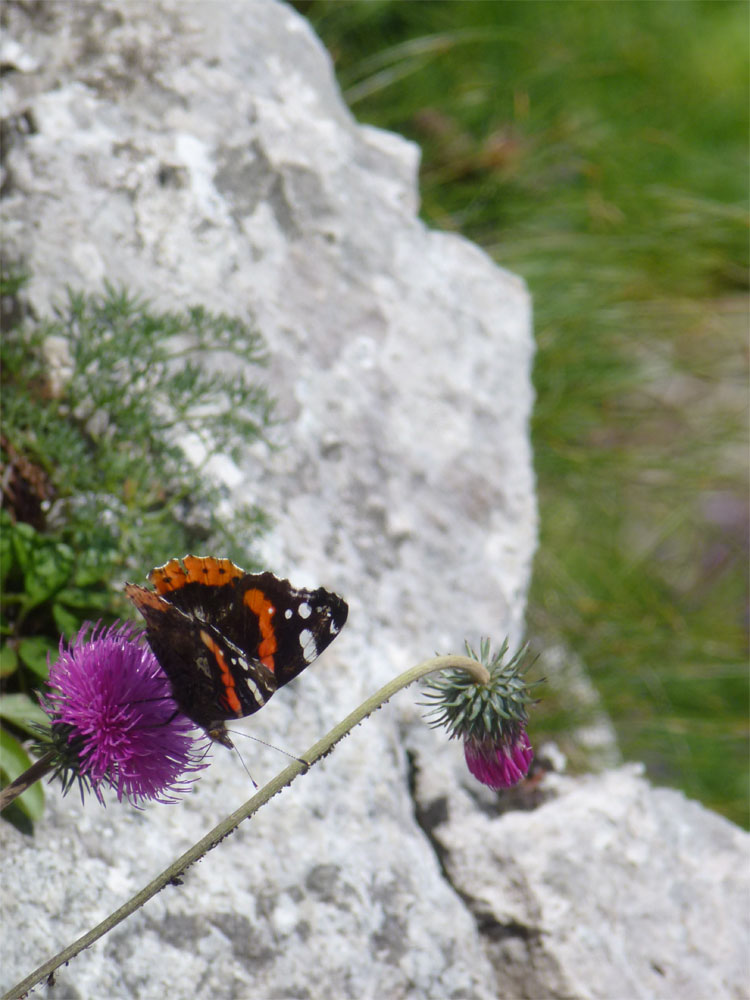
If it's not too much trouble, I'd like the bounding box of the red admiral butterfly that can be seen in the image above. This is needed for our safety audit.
[125,555,348,747]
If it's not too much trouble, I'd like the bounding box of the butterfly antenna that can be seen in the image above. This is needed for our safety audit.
[225,738,259,789]
[226,730,310,772]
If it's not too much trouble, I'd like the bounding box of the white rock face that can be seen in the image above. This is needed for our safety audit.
[1,3,747,999]
[411,738,750,1000]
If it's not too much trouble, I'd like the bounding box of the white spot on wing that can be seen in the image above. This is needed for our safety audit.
[242,673,266,706]
[232,653,267,705]
[298,628,317,662]
[298,602,311,619]
[284,608,293,619]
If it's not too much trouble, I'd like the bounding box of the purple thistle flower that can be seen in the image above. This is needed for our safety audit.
[421,638,537,791]
[42,621,208,806]
[464,730,534,790]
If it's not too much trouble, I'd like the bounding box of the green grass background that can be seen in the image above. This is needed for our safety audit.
[296,0,749,826]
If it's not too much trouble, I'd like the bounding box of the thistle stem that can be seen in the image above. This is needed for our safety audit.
[0,751,56,812]
[2,654,488,1000]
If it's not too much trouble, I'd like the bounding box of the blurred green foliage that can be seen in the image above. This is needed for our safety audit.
[0,277,272,820]
[298,0,749,824]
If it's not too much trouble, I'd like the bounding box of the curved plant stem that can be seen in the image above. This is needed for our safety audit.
[0,751,55,812]
[2,654,488,1000]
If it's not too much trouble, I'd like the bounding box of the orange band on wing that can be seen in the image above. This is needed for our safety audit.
[199,629,242,715]
[150,555,245,594]
[244,588,277,671]
[149,558,189,594]
[183,555,245,587]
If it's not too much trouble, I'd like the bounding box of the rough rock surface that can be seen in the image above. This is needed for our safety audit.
[410,729,750,1000]
[1,3,747,999]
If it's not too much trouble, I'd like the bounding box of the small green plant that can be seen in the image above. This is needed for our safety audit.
[0,276,273,822]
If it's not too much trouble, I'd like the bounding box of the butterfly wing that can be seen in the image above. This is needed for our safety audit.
[126,558,348,746]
